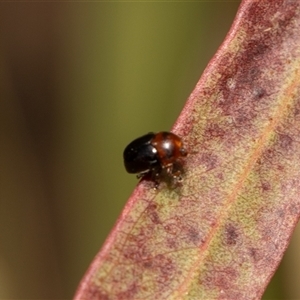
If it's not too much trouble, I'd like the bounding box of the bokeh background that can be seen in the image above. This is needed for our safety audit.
[1,2,299,299]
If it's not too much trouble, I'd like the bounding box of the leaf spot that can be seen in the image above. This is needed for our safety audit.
[223,223,239,246]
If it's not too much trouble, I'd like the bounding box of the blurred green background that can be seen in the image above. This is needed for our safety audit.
[0,2,299,299]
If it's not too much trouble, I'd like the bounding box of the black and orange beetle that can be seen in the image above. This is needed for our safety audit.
[123,131,187,187]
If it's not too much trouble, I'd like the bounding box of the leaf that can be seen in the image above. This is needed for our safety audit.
[74,0,300,299]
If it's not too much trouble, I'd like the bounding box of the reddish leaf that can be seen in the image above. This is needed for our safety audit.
[75,0,300,299]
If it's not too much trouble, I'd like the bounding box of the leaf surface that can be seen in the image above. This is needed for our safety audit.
[75,1,300,299]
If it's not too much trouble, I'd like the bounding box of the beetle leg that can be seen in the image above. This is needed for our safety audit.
[136,169,150,179]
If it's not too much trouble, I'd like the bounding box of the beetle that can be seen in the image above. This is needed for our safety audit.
[123,131,187,187]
